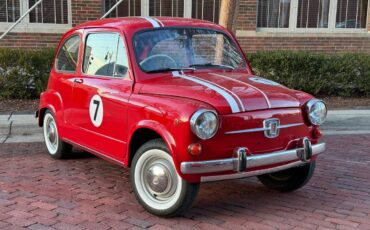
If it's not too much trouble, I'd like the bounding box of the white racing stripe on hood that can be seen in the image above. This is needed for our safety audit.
[172,71,241,113]
[142,17,161,27]
[210,73,272,109]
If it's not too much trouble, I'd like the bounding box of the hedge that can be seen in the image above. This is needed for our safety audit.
[0,48,369,99]
[247,51,370,98]
[0,48,55,99]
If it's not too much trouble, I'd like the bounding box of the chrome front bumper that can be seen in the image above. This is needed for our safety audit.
[180,138,326,182]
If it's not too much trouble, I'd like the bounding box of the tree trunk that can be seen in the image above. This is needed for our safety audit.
[218,0,239,33]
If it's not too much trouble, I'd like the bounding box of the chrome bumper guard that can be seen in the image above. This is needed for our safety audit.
[180,138,326,182]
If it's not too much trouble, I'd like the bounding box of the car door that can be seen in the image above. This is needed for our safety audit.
[69,29,133,162]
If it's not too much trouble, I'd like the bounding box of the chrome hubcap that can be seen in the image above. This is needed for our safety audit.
[146,163,171,194]
[141,158,177,201]
[48,122,56,144]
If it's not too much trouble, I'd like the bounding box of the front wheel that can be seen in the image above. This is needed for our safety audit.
[257,161,316,192]
[130,139,199,217]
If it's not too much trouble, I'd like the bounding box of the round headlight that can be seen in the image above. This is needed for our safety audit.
[306,99,327,126]
[190,109,219,140]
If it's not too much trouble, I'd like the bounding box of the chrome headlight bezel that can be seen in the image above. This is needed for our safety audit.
[190,109,219,140]
[306,99,327,126]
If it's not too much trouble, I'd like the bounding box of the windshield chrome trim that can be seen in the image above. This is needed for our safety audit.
[225,123,304,135]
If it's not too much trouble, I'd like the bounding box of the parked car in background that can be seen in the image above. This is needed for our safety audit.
[37,17,327,217]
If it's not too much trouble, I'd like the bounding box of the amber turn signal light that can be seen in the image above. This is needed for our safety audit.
[188,143,202,156]
[312,127,322,139]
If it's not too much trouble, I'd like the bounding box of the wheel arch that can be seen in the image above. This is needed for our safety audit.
[127,120,176,167]
[38,90,63,127]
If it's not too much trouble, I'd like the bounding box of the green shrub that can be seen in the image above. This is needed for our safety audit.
[247,51,370,97]
[0,48,55,99]
[0,49,369,99]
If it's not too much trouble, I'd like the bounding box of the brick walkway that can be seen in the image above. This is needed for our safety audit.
[0,135,369,230]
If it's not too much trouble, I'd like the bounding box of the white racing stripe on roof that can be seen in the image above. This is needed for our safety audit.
[210,73,272,109]
[142,17,161,28]
[172,71,241,113]
[153,17,165,27]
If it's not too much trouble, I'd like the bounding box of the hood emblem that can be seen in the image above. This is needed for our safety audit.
[263,118,280,138]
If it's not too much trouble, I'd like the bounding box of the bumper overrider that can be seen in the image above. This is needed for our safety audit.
[181,138,326,182]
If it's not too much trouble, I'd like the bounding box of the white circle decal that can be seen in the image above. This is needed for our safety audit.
[250,77,281,86]
[89,95,104,127]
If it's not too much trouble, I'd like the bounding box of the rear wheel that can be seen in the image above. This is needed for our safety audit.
[257,161,316,192]
[43,110,72,159]
[130,139,199,217]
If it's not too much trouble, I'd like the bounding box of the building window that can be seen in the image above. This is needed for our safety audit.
[103,0,220,23]
[257,0,291,28]
[191,0,220,23]
[150,0,184,17]
[104,0,141,17]
[0,0,21,22]
[29,0,69,24]
[257,0,369,31]
[0,0,71,33]
[297,0,330,28]
[336,0,368,28]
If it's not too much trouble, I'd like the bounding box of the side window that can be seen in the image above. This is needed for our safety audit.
[114,37,129,78]
[83,33,119,77]
[56,35,80,72]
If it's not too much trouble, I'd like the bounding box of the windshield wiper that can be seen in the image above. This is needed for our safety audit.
[146,67,195,73]
[190,63,235,70]
[189,63,235,70]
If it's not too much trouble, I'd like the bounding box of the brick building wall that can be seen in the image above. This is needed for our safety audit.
[0,0,369,53]
[235,0,370,53]
[0,0,102,49]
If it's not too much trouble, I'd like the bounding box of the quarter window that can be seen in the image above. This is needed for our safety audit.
[56,35,80,73]
[83,33,128,78]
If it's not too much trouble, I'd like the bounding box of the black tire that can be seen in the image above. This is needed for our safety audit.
[43,110,72,159]
[257,161,316,192]
[130,138,199,217]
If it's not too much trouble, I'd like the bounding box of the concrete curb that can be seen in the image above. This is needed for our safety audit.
[0,110,369,143]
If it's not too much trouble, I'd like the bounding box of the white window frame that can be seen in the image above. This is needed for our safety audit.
[0,0,72,34]
[141,0,192,17]
[256,0,370,33]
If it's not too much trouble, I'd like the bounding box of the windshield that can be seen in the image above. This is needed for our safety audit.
[133,28,247,73]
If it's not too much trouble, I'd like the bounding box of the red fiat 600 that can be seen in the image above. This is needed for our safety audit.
[38,17,327,217]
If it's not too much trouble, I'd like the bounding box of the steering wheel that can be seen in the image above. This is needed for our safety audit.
[140,54,177,70]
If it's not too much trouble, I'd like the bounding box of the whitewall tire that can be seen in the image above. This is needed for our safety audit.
[130,139,199,217]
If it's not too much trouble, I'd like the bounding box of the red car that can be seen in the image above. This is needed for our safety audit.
[37,17,327,217]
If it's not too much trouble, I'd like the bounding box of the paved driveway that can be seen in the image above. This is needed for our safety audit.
[0,135,369,230]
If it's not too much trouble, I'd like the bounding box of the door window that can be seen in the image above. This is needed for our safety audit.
[56,35,80,73]
[83,33,129,78]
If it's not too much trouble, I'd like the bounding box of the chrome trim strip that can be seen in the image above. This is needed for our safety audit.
[225,123,304,135]
[201,160,307,182]
[172,71,241,113]
[180,142,326,175]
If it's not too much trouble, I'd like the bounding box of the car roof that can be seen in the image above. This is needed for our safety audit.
[71,17,226,33]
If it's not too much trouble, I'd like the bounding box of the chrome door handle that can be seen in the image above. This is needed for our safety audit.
[74,78,83,84]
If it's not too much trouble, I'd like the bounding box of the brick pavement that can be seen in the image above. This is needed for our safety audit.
[0,135,369,230]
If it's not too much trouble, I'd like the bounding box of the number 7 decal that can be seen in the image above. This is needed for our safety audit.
[89,95,104,127]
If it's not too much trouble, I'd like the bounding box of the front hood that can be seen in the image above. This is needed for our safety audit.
[139,71,310,114]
